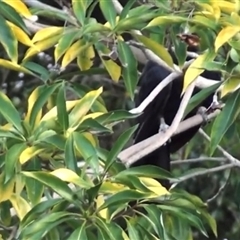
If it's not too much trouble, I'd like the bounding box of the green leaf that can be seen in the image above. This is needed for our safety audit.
[29,84,60,127]
[0,201,11,226]
[114,14,156,32]
[115,165,173,181]
[0,92,23,133]
[99,0,117,28]
[22,61,50,82]
[20,199,64,230]
[79,118,111,133]
[46,228,60,240]
[0,129,23,140]
[67,222,88,240]
[99,190,148,210]
[22,171,74,202]
[117,40,138,99]
[210,89,240,155]
[119,0,136,20]
[65,134,78,172]
[201,212,217,237]
[141,205,164,238]
[57,84,69,132]
[41,134,66,150]
[72,0,90,25]
[126,219,141,240]
[83,22,111,35]
[4,143,27,183]
[25,158,44,205]
[134,34,174,68]
[0,15,18,62]
[0,1,29,33]
[171,26,187,67]
[146,16,187,28]
[19,211,75,239]
[69,87,103,128]
[54,30,79,62]
[105,125,137,171]
[95,218,117,240]
[192,15,218,31]
[72,84,107,113]
[158,205,208,237]
[73,132,98,172]
[128,5,155,18]
[96,110,137,124]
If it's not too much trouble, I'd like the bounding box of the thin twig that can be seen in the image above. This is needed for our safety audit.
[206,169,231,203]
[199,129,240,167]
[171,157,227,165]
[171,163,235,184]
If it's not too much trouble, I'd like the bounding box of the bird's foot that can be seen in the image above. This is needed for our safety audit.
[159,117,169,133]
[159,118,171,144]
[206,94,224,113]
[197,106,209,124]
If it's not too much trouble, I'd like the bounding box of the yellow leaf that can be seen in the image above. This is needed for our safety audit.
[82,132,97,147]
[215,26,240,51]
[77,45,95,71]
[51,168,93,188]
[69,87,103,128]
[104,16,120,28]
[32,27,63,43]
[62,39,89,68]
[0,59,33,74]
[196,3,214,13]
[211,0,236,14]
[3,0,33,19]
[231,12,240,25]
[24,35,61,60]
[139,177,169,196]
[100,181,128,194]
[41,100,78,121]
[146,16,186,28]
[9,194,31,220]
[81,112,104,122]
[7,22,33,47]
[183,52,212,92]
[122,231,130,240]
[0,123,12,131]
[211,4,221,20]
[221,78,240,97]
[25,87,42,125]
[196,2,221,20]
[101,57,121,82]
[96,195,108,219]
[0,174,15,203]
[134,34,174,68]
[19,146,45,164]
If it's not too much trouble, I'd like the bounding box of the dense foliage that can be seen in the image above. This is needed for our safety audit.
[0,0,240,239]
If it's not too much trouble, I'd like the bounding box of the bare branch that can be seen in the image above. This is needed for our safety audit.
[118,106,221,167]
[199,129,240,167]
[129,72,181,114]
[171,163,235,184]
[206,169,231,203]
[171,157,227,165]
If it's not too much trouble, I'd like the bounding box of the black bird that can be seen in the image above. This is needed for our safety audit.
[131,34,221,189]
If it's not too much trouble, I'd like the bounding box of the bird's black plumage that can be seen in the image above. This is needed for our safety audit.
[131,42,221,189]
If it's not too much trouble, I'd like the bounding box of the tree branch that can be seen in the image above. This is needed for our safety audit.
[118,108,221,166]
[171,157,227,165]
[199,129,240,167]
[171,163,235,184]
